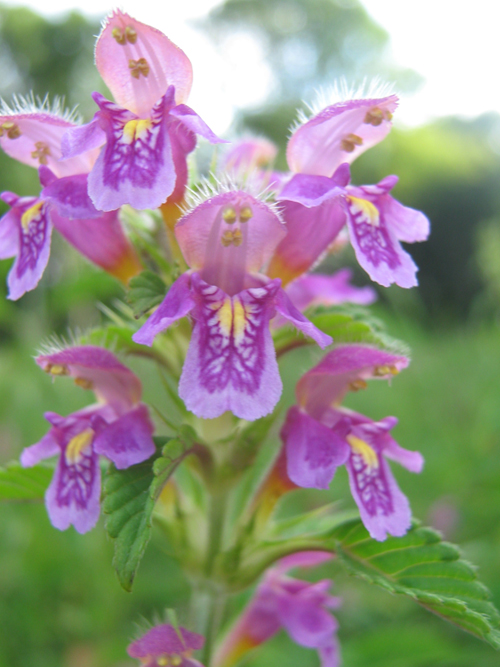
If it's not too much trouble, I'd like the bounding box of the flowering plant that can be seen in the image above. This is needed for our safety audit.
[0,9,499,666]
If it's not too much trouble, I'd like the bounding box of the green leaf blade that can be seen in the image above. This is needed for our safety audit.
[0,462,53,502]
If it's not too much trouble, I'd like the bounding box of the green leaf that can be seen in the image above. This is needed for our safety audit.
[126,270,166,318]
[0,462,52,502]
[273,304,408,356]
[102,437,189,591]
[234,519,500,648]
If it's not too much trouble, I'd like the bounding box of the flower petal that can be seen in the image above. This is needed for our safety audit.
[0,207,20,259]
[175,190,286,294]
[128,624,204,659]
[45,445,101,534]
[6,197,52,300]
[274,287,332,348]
[170,104,225,144]
[96,9,193,116]
[93,404,155,469]
[267,198,346,285]
[50,208,142,284]
[41,171,100,219]
[283,269,376,313]
[88,91,176,211]
[20,430,60,467]
[132,272,196,346]
[36,346,143,410]
[178,277,283,420]
[319,638,341,667]
[282,407,350,489]
[378,190,430,243]
[61,116,106,160]
[296,345,409,418]
[278,163,349,208]
[287,95,398,176]
[278,595,337,649]
[0,111,96,177]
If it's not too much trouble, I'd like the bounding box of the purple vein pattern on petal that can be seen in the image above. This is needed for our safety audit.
[88,91,175,211]
[179,276,283,420]
[287,95,398,176]
[1,194,53,301]
[96,9,193,116]
[0,112,98,176]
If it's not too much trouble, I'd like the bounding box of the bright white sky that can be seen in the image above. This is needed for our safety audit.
[1,0,499,133]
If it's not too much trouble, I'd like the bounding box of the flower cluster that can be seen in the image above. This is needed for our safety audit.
[0,9,432,667]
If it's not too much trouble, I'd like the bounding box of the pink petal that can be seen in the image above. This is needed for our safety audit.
[170,104,225,144]
[175,190,286,295]
[274,287,332,348]
[267,198,346,285]
[20,430,60,467]
[93,404,155,469]
[50,208,142,284]
[379,192,430,243]
[41,172,99,219]
[0,112,97,177]
[0,207,20,259]
[128,624,204,659]
[61,116,106,160]
[287,95,398,176]
[36,346,142,411]
[96,9,193,116]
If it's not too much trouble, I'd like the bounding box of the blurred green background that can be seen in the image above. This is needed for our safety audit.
[1,1,500,665]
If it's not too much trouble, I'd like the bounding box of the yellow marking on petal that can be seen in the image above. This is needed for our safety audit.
[21,202,43,230]
[157,657,169,666]
[348,378,368,392]
[223,206,237,224]
[112,27,126,44]
[0,121,21,139]
[125,26,137,44]
[218,298,233,337]
[348,196,380,227]
[171,656,182,666]
[65,428,94,465]
[233,298,246,345]
[340,133,363,152]
[373,364,399,377]
[129,57,150,79]
[45,363,68,376]
[347,435,379,469]
[74,377,93,390]
[122,119,152,144]
[239,206,253,223]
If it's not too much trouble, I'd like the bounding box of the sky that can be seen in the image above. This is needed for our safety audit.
[1,0,499,133]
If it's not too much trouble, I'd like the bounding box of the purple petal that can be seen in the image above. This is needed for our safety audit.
[278,164,349,208]
[319,638,341,667]
[42,172,99,219]
[128,624,204,659]
[96,10,193,116]
[60,116,106,160]
[20,430,59,467]
[133,272,196,346]
[278,595,337,649]
[382,434,424,473]
[268,198,346,285]
[88,91,176,211]
[378,191,430,243]
[274,287,332,348]
[179,278,283,420]
[36,346,142,411]
[277,551,333,573]
[45,445,101,534]
[6,198,52,300]
[287,95,398,176]
[50,208,142,283]
[345,423,413,541]
[93,404,155,468]
[175,190,286,295]
[166,117,197,204]
[282,407,350,489]
[0,111,97,177]
[0,208,20,259]
[283,269,376,313]
[296,345,409,418]
[170,104,225,144]
[345,192,419,288]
